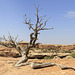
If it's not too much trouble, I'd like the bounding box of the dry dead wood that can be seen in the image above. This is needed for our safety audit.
[30,62,75,70]
[15,62,31,67]
[15,61,75,70]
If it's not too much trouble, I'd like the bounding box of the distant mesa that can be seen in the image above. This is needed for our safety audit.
[18,41,29,46]
[72,43,75,46]
[0,41,11,44]
[0,41,75,50]
[19,41,29,44]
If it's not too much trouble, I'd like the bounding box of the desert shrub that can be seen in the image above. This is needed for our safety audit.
[48,49,53,53]
[48,48,53,51]
[36,48,41,50]
[71,52,75,58]
[53,49,60,53]
[62,50,73,53]
[47,49,53,53]
[41,49,48,53]
[29,48,35,52]
[44,55,54,59]
[30,48,34,50]
[48,48,52,50]
[48,49,60,53]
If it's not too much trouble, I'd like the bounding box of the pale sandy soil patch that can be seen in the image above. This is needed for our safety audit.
[0,57,75,75]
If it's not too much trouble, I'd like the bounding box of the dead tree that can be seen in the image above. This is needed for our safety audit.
[30,33,35,45]
[0,6,75,70]
[0,6,53,66]
[15,6,53,66]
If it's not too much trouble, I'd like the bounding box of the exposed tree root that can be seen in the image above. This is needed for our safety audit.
[15,61,75,70]
[15,55,28,67]
[30,62,75,70]
[15,62,30,67]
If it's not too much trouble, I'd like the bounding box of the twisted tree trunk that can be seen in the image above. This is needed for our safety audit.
[15,31,38,66]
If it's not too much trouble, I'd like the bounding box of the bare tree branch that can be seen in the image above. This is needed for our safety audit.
[14,35,18,42]
[24,14,35,31]
[0,33,22,54]
[3,35,8,41]
[41,19,48,29]
[39,28,53,31]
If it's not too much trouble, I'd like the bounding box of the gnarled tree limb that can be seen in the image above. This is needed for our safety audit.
[30,62,75,70]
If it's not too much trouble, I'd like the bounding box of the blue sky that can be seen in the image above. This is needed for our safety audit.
[0,0,75,45]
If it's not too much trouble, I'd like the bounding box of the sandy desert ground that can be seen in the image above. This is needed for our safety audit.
[0,56,75,75]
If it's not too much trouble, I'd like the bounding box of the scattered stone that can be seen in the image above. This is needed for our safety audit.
[65,56,73,59]
[53,56,61,59]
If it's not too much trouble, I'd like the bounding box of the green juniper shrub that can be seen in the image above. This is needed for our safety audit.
[41,49,48,53]
[71,52,75,58]
[62,49,73,53]
[44,55,55,59]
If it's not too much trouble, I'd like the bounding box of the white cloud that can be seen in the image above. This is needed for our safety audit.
[65,11,75,18]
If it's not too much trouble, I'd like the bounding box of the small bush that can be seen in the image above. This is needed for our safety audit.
[44,55,54,59]
[62,50,73,53]
[41,49,48,53]
[71,52,75,58]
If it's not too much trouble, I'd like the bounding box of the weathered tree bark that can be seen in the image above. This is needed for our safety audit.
[30,62,75,70]
[15,61,75,70]
[15,45,34,66]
